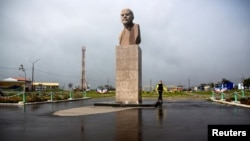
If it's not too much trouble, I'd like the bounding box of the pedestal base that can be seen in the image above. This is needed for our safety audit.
[115,45,142,104]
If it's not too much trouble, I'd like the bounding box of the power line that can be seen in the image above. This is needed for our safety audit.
[35,69,79,78]
[0,67,19,70]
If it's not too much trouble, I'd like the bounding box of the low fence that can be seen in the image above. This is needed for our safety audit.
[0,90,88,104]
[211,90,246,103]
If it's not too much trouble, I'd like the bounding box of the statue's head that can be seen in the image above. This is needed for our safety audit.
[120,8,134,26]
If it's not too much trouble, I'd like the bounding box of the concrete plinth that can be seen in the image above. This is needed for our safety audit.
[115,45,142,104]
[94,102,155,107]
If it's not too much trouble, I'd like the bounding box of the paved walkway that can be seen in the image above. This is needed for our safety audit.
[1,97,250,141]
[52,96,201,117]
[52,97,250,117]
[53,106,136,116]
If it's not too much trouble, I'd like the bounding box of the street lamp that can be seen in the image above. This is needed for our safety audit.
[19,64,26,103]
[29,58,40,91]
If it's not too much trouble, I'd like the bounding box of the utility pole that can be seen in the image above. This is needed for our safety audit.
[188,77,190,90]
[29,58,40,91]
[19,64,26,103]
[150,79,152,92]
[107,78,109,87]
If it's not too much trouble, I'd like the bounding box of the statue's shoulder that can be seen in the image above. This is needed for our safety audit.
[132,23,140,30]
[134,23,140,27]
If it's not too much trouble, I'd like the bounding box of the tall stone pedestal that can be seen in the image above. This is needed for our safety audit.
[115,45,142,104]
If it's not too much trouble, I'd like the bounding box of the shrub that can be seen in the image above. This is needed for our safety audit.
[0,96,22,103]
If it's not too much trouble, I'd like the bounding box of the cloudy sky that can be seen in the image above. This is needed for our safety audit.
[0,0,249,89]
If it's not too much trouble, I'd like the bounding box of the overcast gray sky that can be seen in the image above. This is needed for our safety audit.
[0,0,249,89]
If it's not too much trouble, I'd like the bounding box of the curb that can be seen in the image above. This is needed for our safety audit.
[0,97,91,106]
[210,97,250,108]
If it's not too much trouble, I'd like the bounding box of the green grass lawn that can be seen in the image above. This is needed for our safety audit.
[0,89,249,103]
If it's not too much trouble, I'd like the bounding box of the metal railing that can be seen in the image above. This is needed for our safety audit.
[211,90,246,103]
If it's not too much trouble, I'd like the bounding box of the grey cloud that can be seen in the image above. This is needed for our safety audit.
[0,0,249,89]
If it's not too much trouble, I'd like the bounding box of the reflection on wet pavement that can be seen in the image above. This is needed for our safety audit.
[0,99,250,141]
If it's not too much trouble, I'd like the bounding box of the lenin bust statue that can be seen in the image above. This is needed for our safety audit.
[119,8,141,46]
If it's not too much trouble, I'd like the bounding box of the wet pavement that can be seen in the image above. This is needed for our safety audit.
[0,98,250,141]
